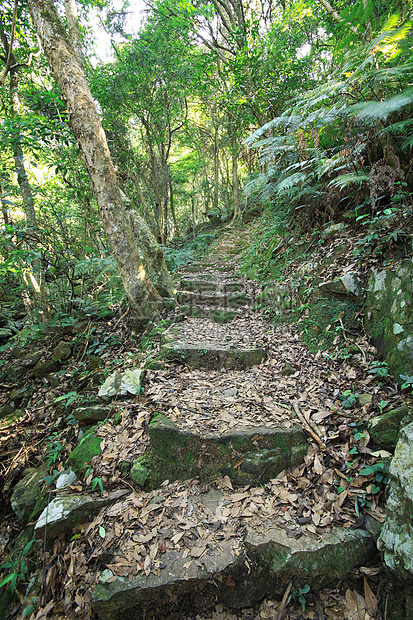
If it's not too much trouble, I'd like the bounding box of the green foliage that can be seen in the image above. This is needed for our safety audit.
[340,390,358,410]
[292,584,311,611]
[163,232,217,271]
[359,461,390,494]
[0,539,36,595]
[368,360,389,379]
[45,432,65,465]
[244,14,413,230]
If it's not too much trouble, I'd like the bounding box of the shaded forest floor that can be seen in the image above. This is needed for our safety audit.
[0,221,411,619]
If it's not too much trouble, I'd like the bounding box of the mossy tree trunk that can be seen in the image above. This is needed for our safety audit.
[27,0,170,324]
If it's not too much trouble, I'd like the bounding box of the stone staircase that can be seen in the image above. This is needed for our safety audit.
[90,244,377,619]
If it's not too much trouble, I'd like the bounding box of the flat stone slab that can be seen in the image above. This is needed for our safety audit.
[92,538,248,620]
[160,341,266,370]
[179,279,219,292]
[35,494,108,539]
[90,483,374,620]
[177,291,227,307]
[144,413,307,487]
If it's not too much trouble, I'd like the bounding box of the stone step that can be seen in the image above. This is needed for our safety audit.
[160,341,266,370]
[178,305,237,323]
[91,485,375,620]
[142,413,307,487]
[176,290,249,309]
[179,279,218,293]
[179,279,244,294]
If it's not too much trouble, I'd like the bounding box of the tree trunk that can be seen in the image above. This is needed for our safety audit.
[9,66,37,227]
[27,0,165,324]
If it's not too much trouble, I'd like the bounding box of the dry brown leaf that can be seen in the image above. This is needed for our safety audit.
[314,453,324,475]
[363,578,379,617]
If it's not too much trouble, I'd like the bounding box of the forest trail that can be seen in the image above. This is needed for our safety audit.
[84,228,386,619]
[1,226,396,620]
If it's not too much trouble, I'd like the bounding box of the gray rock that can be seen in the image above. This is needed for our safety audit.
[92,539,248,620]
[378,422,413,584]
[160,341,266,370]
[91,486,375,620]
[56,470,77,489]
[35,494,108,539]
[11,465,49,525]
[73,404,113,423]
[318,273,363,300]
[365,259,413,382]
[323,222,347,235]
[98,369,146,401]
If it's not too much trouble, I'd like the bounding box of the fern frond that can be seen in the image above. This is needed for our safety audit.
[349,88,413,121]
[275,172,307,195]
[328,173,370,191]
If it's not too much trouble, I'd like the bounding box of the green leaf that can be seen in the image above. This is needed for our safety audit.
[0,572,17,593]
[99,525,106,539]
[359,465,375,476]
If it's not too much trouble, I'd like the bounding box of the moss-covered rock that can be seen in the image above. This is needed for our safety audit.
[32,360,60,379]
[67,428,102,475]
[144,413,307,488]
[10,465,49,525]
[130,459,150,486]
[365,260,413,383]
[368,407,413,451]
[246,526,375,595]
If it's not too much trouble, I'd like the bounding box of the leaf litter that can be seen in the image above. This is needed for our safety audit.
[0,226,403,620]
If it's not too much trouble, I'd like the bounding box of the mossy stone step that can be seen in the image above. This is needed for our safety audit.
[144,413,307,487]
[177,291,249,309]
[179,279,218,292]
[177,291,227,307]
[160,341,266,370]
[178,305,237,323]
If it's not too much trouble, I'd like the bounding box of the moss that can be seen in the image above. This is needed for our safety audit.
[299,298,362,354]
[67,428,102,475]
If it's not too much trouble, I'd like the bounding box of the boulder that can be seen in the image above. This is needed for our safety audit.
[365,259,413,382]
[10,464,49,526]
[98,369,146,401]
[378,421,413,585]
[368,406,413,451]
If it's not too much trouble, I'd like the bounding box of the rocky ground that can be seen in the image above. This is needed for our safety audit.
[0,224,411,620]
